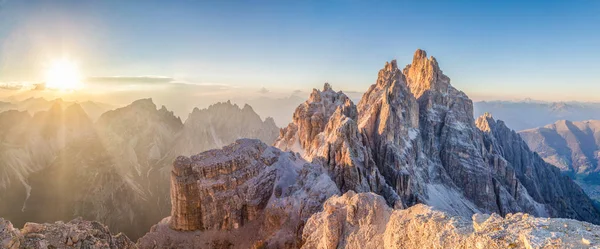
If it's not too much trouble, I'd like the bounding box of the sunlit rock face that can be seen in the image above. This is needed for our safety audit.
[275,83,402,207]
[356,59,423,208]
[138,139,339,248]
[302,192,600,249]
[0,217,134,249]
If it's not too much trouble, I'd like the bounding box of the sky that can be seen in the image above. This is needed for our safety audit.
[0,0,599,101]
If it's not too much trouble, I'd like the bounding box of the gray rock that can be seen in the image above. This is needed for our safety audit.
[0,218,135,249]
[139,139,339,248]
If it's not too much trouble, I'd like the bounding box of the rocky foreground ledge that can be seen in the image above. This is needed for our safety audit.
[303,191,600,249]
[0,217,135,249]
[3,195,600,249]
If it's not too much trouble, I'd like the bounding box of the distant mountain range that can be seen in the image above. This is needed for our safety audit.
[0,98,279,240]
[519,120,600,203]
[474,100,600,131]
[0,97,116,121]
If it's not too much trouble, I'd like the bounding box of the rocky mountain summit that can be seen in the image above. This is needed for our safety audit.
[275,49,600,222]
[134,49,600,248]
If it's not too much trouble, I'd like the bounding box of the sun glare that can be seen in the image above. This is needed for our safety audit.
[44,58,83,91]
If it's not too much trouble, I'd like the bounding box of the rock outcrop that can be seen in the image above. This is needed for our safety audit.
[138,139,339,248]
[302,192,600,249]
[0,218,134,249]
[275,83,401,206]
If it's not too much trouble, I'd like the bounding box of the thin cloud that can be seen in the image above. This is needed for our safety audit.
[0,83,22,90]
[258,87,270,94]
[86,76,174,84]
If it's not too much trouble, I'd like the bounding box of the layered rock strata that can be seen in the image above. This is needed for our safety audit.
[139,139,339,248]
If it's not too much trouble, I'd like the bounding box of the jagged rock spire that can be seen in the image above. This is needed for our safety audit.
[275,83,402,205]
[323,82,332,91]
[475,112,495,132]
[403,49,450,99]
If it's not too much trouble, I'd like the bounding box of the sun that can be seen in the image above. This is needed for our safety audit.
[44,58,83,91]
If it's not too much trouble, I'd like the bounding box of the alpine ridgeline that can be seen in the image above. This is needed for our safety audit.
[276,49,599,221]
[0,99,279,240]
[139,49,600,248]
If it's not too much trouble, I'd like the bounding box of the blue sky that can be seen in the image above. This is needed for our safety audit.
[1,0,599,101]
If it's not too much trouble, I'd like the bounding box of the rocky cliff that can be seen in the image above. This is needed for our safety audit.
[302,191,600,249]
[274,83,400,206]
[478,114,599,221]
[138,139,339,248]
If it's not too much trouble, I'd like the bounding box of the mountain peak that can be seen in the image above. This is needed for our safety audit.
[384,60,398,72]
[131,98,156,110]
[476,112,496,132]
[413,48,428,60]
[403,49,448,98]
[323,82,332,92]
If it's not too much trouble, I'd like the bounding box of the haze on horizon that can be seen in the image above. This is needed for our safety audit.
[0,0,599,109]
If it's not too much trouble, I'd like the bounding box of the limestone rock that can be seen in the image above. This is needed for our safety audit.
[0,218,20,249]
[0,218,134,249]
[138,139,339,248]
[275,84,401,206]
[302,192,600,249]
[350,49,600,223]
[356,58,422,208]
